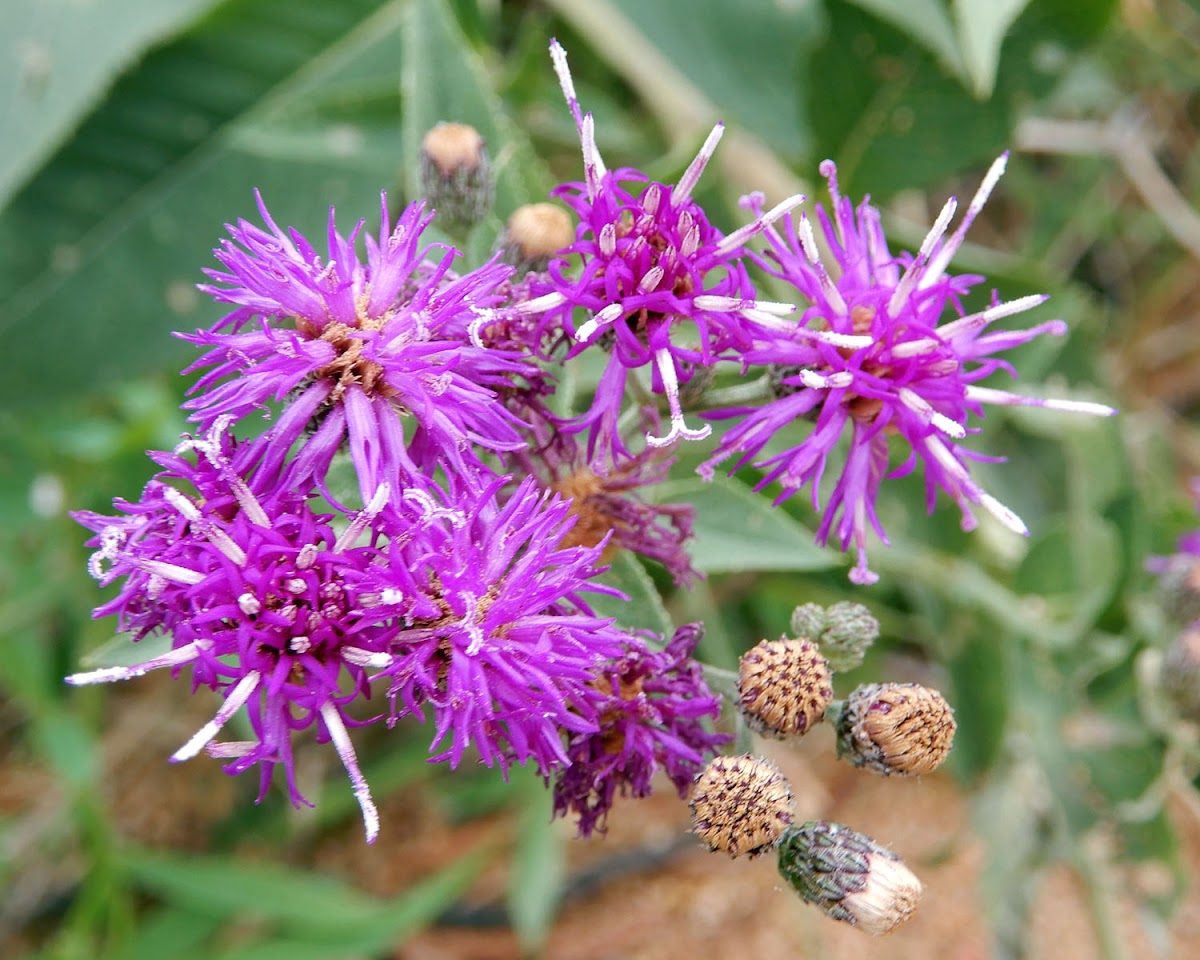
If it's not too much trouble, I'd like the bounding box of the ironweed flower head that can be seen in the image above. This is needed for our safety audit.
[353,474,632,777]
[68,421,394,842]
[518,40,811,457]
[183,193,537,502]
[553,622,729,836]
[702,156,1115,584]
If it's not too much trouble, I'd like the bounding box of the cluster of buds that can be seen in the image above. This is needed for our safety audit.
[686,602,954,934]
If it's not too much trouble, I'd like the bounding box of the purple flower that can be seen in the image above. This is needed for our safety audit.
[552,622,729,836]
[515,40,808,457]
[702,156,1116,584]
[67,421,396,842]
[352,475,633,776]
[183,194,538,502]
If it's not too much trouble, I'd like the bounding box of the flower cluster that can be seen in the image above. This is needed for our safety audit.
[69,36,1114,856]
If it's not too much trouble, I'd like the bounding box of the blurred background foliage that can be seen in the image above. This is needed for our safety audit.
[3,0,1200,957]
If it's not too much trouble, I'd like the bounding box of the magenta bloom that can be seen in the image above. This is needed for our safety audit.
[552,623,729,836]
[703,156,1116,584]
[183,194,538,502]
[67,421,396,842]
[353,475,633,776]
[516,40,808,457]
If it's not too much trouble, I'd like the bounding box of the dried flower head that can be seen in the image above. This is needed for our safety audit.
[689,754,794,857]
[702,157,1115,584]
[738,637,833,738]
[835,682,956,776]
[777,821,922,935]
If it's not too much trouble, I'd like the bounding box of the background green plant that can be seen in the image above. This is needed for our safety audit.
[2,0,1198,957]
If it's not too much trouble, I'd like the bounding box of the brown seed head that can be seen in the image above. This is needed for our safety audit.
[738,637,833,738]
[836,682,955,776]
[418,122,494,232]
[420,122,486,176]
[689,754,794,858]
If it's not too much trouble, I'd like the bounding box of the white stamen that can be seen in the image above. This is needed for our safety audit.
[645,349,711,448]
[289,636,311,654]
[204,741,255,758]
[979,493,1030,536]
[513,292,567,315]
[937,294,1050,341]
[797,215,848,315]
[799,369,854,390]
[171,670,261,762]
[966,386,1117,417]
[638,266,665,294]
[681,223,701,257]
[889,338,940,358]
[238,592,261,616]
[320,702,380,844]
[898,387,967,438]
[334,483,391,553]
[923,153,1008,284]
[283,578,307,595]
[580,114,606,198]
[343,647,395,669]
[693,295,794,315]
[575,302,624,342]
[66,639,211,686]
[139,560,206,585]
[296,543,319,570]
[888,196,957,317]
[600,222,617,257]
[715,193,806,257]
[673,124,724,207]
[642,183,662,216]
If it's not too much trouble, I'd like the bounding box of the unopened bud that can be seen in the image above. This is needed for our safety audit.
[689,754,794,858]
[1157,554,1200,626]
[419,122,494,233]
[790,601,879,672]
[738,637,833,738]
[835,683,955,776]
[1162,627,1200,724]
[777,821,922,935]
[498,202,574,273]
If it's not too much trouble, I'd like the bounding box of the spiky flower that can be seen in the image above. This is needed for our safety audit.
[553,622,729,836]
[351,475,632,776]
[702,157,1116,584]
[183,193,537,502]
[515,39,812,457]
[68,421,394,842]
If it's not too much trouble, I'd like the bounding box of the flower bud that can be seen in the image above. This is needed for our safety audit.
[835,683,955,776]
[419,122,494,234]
[790,601,879,672]
[1157,554,1200,626]
[689,754,794,858]
[498,202,574,273]
[777,821,922,935]
[738,637,833,738]
[1162,627,1200,724]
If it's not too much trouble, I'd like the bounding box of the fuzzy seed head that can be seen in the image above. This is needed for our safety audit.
[836,683,956,776]
[738,637,834,738]
[689,754,794,857]
[419,122,494,232]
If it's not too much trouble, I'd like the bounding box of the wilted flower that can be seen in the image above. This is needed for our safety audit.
[514,40,811,457]
[67,421,395,842]
[183,193,537,502]
[690,753,794,857]
[553,622,728,836]
[702,156,1116,584]
[835,682,956,776]
[737,637,834,738]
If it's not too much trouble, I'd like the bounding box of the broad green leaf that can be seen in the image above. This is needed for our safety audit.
[0,0,400,410]
[952,0,1031,98]
[647,476,836,574]
[508,774,566,953]
[33,710,99,791]
[843,0,965,79]
[946,628,1011,778]
[590,551,674,637]
[604,0,823,157]
[401,0,553,218]
[0,0,221,207]
[129,907,223,960]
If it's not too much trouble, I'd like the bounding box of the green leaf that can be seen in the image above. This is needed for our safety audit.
[0,0,221,207]
[844,0,965,78]
[946,628,1011,778]
[952,0,1031,97]
[589,551,674,637]
[507,774,566,953]
[401,0,553,218]
[604,0,822,157]
[0,0,401,410]
[647,476,837,574]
